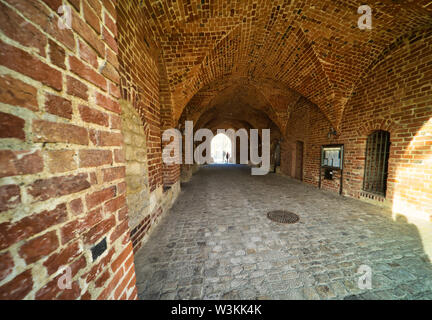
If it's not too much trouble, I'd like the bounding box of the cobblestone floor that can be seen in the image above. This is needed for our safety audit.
[135,165,432,300]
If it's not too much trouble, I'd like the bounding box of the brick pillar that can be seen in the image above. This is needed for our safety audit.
[0,0,137,300]
[159,58,180,187]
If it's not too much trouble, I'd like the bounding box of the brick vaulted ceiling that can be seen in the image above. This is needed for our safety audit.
[140,0,432,130]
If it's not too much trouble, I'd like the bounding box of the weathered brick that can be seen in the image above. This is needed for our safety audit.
[82,247,115,283]
[109,219,128,243]
[0,40,62,91]
[104,11,117,37]
[0,269,33,300]
[33,120,89,145]
[57,281,81,300]
[68,0,80,12]
[40,0,62,12]
[102,166,125,183]
[95,92,120,114]
[103,0,116,19]
[114,263,135,299]
[104,194,126,215]
[117,181,126,195]
[97,267,123,300]
[35,275,64,300]
[0,251,14,282]
[114,149,125,163]
[79,39,98,69]
[100,61,119,83]
[6,0,75,50]
[110,114,121,130]
[118,207,128,221]
[36,256,85,300]
[0,75,38,111]
[0,1,46,56]
[109,82,121,99]
[71,10,104,56]
[27,173,90,202]
[79,149,112,168]
[19,231,59,264]
[60,207,103,244]
[45,93,73,119]
[90,171,98,185]
[102,26,117,53]
[66,76,89,100]
[0,184,21,212]
[94,269,110,288]
[87,0,102,15]
[0,204,67,250]
[79,105,109,126]
[43,241,82,275]
[48,39,66,69]
[105,47,119,70]
[0,112,25,140]
[69,198,84,216]
[98,131,123,146]
[69,56,106,91]
[83,1,100,34]
[82,215,116,245]
[0,0,139,302]
[111,242,132,273]
[46,150,77,173]
[0,150,43,179]
[86,186,116,209]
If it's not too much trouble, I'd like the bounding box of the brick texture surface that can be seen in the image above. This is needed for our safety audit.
[1,0,431,301]
[0,0,137,300]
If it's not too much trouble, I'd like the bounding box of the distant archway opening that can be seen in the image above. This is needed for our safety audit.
[211,133,232,163]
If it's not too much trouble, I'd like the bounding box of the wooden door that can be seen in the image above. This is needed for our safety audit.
[295,141,303,181]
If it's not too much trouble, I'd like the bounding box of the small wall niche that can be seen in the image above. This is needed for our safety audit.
[324,168,334,180]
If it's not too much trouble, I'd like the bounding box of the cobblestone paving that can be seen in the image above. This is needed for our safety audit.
[135,165,432,300]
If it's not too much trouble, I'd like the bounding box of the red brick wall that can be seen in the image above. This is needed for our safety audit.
[1,0,430,302]
[116,0,163,193]
[282,29,432,221]
[281,97,341,192]
[159,59,180,187]
[339,29,432,220]
[116,1,180,253]
[0,0,137,300]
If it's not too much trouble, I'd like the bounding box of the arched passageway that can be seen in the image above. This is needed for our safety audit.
[211,134,232,164]
[0,0,431,301]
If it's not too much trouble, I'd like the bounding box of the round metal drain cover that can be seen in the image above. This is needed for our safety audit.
[267,210,299,224]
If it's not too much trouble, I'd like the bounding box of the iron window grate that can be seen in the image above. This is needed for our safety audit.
[363,130,391,197]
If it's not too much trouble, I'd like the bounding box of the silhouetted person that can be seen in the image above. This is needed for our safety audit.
[226,152,230,163]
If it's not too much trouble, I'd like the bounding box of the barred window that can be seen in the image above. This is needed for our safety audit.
[363,130,391,196]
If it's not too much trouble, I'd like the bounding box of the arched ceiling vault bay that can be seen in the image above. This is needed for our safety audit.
[179,78,299,134]
[190,81,283,134]
[141,0,432,129]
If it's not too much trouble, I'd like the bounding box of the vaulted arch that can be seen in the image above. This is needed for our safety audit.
[139,0,432,128]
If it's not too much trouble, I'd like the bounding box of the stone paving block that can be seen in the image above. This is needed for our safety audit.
[134,165,432,300]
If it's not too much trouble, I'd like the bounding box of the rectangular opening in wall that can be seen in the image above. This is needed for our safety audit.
[295,141,304,181]
[363,130,391,197]
[324,168,334,180]
[91,237,107,261]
